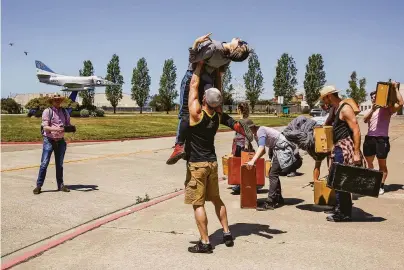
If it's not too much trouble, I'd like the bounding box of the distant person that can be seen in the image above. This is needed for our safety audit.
[363,82,403,195]
[33,94,71,194]
[184,62,234,253]
[166,33,252,165]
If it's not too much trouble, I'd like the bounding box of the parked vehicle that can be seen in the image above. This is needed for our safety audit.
[309,108,323,117]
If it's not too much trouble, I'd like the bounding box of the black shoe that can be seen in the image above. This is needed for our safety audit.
[188,241,213,254]
[58,185,70,192]
[223,232,234,247]
[257,201,277,211]
[326,213,352,222]
[33,187,41,195]
[231,185,240,195]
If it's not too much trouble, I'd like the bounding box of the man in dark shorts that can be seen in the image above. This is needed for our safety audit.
[363,81,403,195]
[166,33,252,165]
[184,62,235,254]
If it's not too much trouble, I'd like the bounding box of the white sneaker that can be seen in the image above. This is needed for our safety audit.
[379,188,385,195]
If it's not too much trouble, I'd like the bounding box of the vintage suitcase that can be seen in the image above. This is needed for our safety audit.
[227,157,241,185]
[327,162,383,197]
[314,178,336,205]
[222,154,232,176]
[314,126,334,153]
[265,160,271,178]
[240,164,257,208]
[241,150,265,186]
[343,98,360,115]
[375,81,400,107]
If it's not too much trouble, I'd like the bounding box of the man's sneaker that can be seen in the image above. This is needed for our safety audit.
[326,213,352,222]
[231,185,240,194]
[257,201,277,211]
[379,188,385,195]
[58,185,70,192]
[188,241,213,254]
[166,144,186,165]
[33,187,41,195]
[223,232,234,247]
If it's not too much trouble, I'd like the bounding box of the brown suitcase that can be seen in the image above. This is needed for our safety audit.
[240,164,257,208]
[314,178,336,205]
[343,98,360,115]
[222,154,232,176]
[314,126,334,153]
[375,81,400,107]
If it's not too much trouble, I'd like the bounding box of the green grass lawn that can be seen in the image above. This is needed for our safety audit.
[1,114,295,142]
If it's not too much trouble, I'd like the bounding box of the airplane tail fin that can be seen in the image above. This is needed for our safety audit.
[35,60,56,74]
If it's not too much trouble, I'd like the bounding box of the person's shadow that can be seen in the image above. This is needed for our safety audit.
[192,223,286,247]
[385,184,404,193]
[65,184,99,192]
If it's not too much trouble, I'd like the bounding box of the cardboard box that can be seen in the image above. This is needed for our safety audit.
[227,157,241,185]
[222,154,232,176]
[343,98,360,115]
[240,151,265,186]
[314,126,334,153]
[314,178,336,205]
[375,81,400,107]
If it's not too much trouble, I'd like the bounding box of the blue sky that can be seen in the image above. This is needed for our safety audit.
[2,0,403,101]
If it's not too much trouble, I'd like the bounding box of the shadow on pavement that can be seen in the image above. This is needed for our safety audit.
[296,204,387,222]
[257,197,304,206]
[385,184,404,193]
[207,223,287,247]
[65,184,99,192]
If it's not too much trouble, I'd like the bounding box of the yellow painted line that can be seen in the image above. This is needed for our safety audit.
[1,138,230,173]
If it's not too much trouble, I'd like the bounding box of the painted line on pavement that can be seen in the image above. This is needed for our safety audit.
[1,178,226,270]
[1,139,228,173]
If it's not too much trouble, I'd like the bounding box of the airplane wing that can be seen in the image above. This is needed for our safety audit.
[63,83,85,88]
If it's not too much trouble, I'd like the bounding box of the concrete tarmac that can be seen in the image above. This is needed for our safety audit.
[2,117,404,269]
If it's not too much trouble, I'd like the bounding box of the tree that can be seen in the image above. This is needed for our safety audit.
[303,54,326,108]
[222,68,235,105]
[243,52,264,113]
[105,54,124,114]
[273,53,298,104]
[346,71,367,104]
[148,94,163,112]
[25,96,78,111]
[158,58,178,114]
[131,57,151,114]
[79,60,95,109]
[1,98,22,114]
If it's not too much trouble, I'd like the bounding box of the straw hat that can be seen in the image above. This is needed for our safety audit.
[319,85,339,100]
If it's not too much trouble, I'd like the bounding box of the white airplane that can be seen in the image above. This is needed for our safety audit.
[35,60,120,92]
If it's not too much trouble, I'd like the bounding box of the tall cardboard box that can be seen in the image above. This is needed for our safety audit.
[240,165,257,208]
[314,178,336,205]
[240,151,265,186]
[314,126,334,153]
[375,81,400,107]
[227,157,241,185]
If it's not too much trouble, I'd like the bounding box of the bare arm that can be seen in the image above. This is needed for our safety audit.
[188,62,203,125]
[248,146,266,165]
[390,82,403,114]
[313,161,321,181]
[189,33,214,64]
[342,106,361,162]
[363,106,377,123]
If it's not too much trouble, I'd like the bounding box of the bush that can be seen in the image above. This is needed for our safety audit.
[35,110,43,118]
[95,108,105,117]
[80,109,90,117]
[71,110,81,117]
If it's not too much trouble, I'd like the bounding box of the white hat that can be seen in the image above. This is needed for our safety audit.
[205,88,222,108]
[319,85,339,100]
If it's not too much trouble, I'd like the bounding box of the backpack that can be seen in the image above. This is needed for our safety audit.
[40,107,69,135]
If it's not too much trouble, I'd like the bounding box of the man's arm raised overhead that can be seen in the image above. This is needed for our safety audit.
[188,62,203,126]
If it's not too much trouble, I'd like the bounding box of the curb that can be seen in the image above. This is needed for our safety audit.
[1,178,226,269]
